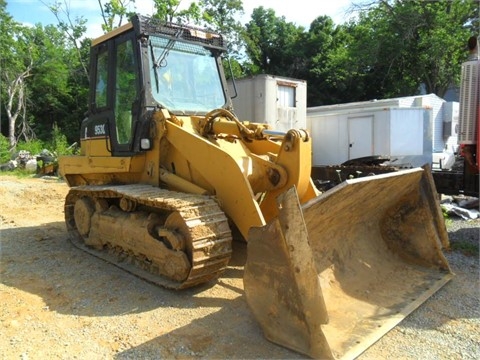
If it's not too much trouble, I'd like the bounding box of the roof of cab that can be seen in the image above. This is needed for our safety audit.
[91,22,134,47]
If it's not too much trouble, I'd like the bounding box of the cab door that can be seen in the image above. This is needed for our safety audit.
[84,30,140,156]
[111,33,140,154]
[82,41,112,156]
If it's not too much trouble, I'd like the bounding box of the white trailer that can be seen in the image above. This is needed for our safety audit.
[307,94,460,168]
[308,106,433,168]
[228,75,307,132]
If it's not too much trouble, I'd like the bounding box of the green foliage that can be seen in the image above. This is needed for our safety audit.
[223,58,244,79]
[304,17,354,105]
[338,0,476,100]
[1,1,88,149]
[200,0,245,57]
[442,205,451,219]
[244,7,280,74]
[1,3,34,148]
[0,134,11,163]
[450,240,479,257]
[100,0,136,33]
[4,168,38,178]
[2,0,477,144]
[153,0,186,23]
[0,125,75,166]
[241,0,478,106]
[50,125,76,156]
[15,139,46,156]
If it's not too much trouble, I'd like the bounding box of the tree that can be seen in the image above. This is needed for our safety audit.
[200,0,244,56]
[0,0,90,149]
[26,24,87,142]
[35,1,91,143]
[243,8,362,104]
[98,0,136,33]
[152,0,202,23]
[244,7,305,76]
[243,7,279,74]
[0,2,36,148]
[304,16,355,105]
[42,0,89,80]
[347,0,477,99]
[150,1,246,78]
[411,0,478,96]
[240,0,477,106]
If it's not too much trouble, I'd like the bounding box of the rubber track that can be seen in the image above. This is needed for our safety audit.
[64,184,233,289]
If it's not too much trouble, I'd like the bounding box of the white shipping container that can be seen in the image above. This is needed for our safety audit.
[307,94,447,153]
[228,75,307,132]
[308,107,432,168]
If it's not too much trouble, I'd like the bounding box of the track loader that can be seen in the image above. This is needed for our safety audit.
[58,15,452,359]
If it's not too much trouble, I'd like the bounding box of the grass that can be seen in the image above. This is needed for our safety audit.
[450,241,479,257]
[444,217,453,228]
[443,210,479,257]
[2,169,38,178]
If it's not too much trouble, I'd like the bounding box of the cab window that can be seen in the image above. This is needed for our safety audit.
[115,40,137,145]
[95,48,108,108]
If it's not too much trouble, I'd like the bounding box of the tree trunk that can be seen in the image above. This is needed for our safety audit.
[5,68,31,149]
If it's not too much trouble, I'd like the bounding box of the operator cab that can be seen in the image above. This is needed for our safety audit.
[81,15,231,156]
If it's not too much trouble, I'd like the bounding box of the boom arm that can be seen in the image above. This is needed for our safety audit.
[152,108,318,240]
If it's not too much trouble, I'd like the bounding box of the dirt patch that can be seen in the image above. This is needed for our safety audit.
[1,175,479,359]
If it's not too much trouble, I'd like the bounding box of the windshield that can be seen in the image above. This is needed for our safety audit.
[149,36,226,114]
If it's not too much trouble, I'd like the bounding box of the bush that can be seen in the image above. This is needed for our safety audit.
[0,126,76,175]
[50,124,76,156]
[0,134,11,163]
[16,139,46,156]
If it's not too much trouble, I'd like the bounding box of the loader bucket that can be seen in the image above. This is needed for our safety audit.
[244,168,453,359]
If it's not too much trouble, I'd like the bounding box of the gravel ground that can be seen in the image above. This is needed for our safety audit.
[0,176,479,359]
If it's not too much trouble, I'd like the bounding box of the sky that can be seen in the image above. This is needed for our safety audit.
[6,0,354,39]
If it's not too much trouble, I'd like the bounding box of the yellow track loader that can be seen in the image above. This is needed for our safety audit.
[58,15,452,359]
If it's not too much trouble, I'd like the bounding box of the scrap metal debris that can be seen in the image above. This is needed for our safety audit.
[0,149,57,175]
[441,195,480,220]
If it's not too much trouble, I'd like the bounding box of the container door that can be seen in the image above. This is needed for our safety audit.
[348,116,373,159]
[276,83,296,132]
